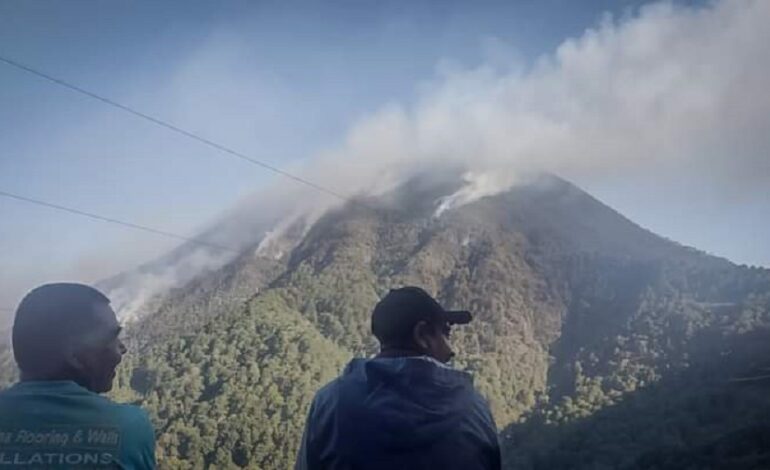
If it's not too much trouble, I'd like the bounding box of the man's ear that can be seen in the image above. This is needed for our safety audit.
[412,321,430,352]
[63,342,87,374]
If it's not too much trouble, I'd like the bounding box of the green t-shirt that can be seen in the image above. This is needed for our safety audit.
[0,381,155,469]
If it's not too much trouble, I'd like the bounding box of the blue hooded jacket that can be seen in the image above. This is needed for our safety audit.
[296,356,501,470]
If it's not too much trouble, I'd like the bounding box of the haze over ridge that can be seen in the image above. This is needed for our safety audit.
[1,0,768,316]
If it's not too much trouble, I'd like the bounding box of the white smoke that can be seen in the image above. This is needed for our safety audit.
[104,0,770,317]
[104,246,232,322]
[223,0,769,236]
[253,207,318,260]
[434,172,516,218]
[101,179,335,320]
[292,0,769,207]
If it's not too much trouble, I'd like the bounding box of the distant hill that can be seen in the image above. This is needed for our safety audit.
[2,173,769,469]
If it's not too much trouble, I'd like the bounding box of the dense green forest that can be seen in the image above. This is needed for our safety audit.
[114,291,349,469]
[2,176,769,469]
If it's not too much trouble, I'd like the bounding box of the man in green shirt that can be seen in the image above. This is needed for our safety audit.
[0,283,155,469]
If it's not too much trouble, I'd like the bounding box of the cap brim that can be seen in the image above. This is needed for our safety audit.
[443,310,473,325]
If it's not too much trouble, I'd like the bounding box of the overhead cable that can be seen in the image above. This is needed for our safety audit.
[0,55,356,205]
[0,190,238,253]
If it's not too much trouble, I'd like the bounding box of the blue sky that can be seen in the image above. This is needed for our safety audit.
[1,0,768,311]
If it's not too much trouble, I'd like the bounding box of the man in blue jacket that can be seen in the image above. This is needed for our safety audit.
[0,283,156,469]
[296,286,501,470]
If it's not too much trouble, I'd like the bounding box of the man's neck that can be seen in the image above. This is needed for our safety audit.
[377,347,425,359]
[20,370,92,391]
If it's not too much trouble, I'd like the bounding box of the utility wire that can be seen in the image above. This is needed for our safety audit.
[0,55,357,205]
[0,55,377,312]
[0,190,238,254]
[729,374,770,383]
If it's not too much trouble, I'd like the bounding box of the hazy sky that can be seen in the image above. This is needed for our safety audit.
[1,0,768,313]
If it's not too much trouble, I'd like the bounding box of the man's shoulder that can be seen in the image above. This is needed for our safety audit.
[0,385,15,400]
[312,376,343,407]
[76,397,153,440]
[463,386,498,434]
[56,385,151,429]
[0,382,151,432]
[312,357,370,404]
[108,401,153,430]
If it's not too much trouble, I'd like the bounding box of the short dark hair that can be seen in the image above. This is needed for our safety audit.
[12,283,110,375]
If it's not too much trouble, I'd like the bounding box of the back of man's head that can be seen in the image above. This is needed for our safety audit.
[371,287,472,363]
[12,283,110,379]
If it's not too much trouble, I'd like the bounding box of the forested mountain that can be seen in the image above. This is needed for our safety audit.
[2,174,769,469]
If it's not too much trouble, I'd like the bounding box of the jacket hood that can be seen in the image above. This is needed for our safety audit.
[333,356,477,450]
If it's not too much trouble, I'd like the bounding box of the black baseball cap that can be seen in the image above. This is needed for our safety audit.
[371,286,473,343]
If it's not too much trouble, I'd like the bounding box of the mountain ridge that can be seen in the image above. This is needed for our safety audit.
[1,172,768,468]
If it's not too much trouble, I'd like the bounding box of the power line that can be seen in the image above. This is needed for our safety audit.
[0,54,357,205]
[0,190,239,253]
[729,374,770,383]
[0,56,378,315]
[0,55,376,312]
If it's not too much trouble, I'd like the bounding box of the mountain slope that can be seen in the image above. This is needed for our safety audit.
[2,174,769,469]
[116,174,770,468]
[114,290,349,469]
[505,324,770,469]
